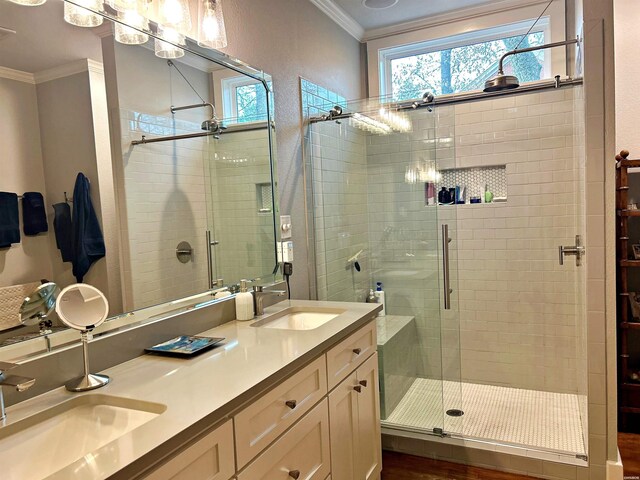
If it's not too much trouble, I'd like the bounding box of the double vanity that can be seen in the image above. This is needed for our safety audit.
[0,300,382,480]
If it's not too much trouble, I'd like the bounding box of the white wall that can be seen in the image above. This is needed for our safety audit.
[365,1,567,98]
[614,0,640,153]
[0,76,53,286]
[36,70,112,301]
[217,0,365,299]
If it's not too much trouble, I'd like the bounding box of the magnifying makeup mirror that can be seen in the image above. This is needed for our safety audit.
[19,282,60,335]
[55,283,110,392]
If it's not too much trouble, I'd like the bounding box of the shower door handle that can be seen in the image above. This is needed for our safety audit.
[558,235,585,266]
[205,230,219,289]
[442,224,452,310]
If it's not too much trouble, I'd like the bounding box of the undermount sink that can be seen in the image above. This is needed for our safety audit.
[252,307,346,330]
[0,394,166,479]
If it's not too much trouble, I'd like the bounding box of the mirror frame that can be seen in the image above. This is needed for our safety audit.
[0,0,281,362]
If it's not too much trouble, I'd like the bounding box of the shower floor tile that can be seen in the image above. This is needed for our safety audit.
[385,378,586,455]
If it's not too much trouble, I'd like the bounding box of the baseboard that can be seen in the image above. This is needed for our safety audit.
[606,450,623,480]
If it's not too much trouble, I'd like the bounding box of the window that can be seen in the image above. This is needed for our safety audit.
[221,76,273,124]
[380,20,550,101]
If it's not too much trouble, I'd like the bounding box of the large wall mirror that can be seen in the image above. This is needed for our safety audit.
[0,0,279,360]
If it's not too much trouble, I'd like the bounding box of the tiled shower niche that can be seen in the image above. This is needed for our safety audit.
[435,165,507,204]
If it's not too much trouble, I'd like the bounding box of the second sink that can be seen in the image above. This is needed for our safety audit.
[252,306,346,330]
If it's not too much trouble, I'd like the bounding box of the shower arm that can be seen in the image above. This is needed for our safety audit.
[170,102,217,120]
[496,37,580,75]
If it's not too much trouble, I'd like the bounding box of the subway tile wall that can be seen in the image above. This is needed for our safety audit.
[120,112,275,309]
[208,128,275,284]
[450,88,585,395]
[120,110,209,309]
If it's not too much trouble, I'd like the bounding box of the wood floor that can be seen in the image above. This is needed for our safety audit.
[380,451,540,480]
[619,432,640,476]
[380,433,640,479]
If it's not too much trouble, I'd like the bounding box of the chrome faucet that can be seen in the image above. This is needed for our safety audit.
[0,362,35,421]
[252,285,287,316]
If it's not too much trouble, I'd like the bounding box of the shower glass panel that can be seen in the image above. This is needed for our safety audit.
[204,121,276,288]
[308,97,463,437]
[309,85,588,464]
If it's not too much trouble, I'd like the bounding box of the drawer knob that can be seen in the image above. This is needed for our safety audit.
[359,380,368,387]
[285,399,297,409]
[352,348,362,355]
[289,470,301,479]
[353,385,362,393]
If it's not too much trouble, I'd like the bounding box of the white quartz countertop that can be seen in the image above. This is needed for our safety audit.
[0,300,380,480]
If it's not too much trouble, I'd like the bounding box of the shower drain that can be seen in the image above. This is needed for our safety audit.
[446,409,464,417]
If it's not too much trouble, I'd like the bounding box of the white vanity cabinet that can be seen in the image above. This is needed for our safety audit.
[143,420,235,480]
[328,353,382,480]
[142,317,379,480]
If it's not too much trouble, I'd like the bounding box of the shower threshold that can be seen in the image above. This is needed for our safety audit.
[381,378,588,467]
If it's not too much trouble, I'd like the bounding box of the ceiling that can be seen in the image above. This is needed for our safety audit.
[0,1,103,74]
[332,0,497,31]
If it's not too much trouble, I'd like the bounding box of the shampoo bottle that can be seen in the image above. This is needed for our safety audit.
[235,279,254,321]
[375,282,386,316]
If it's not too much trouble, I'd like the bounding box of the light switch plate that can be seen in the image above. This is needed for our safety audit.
[280,215,292,239]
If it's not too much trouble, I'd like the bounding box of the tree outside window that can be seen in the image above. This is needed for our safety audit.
[235,81,273,123]
[390,31,545,101]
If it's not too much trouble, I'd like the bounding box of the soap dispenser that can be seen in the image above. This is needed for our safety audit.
[235,279,254,321]
[375,282,386,316]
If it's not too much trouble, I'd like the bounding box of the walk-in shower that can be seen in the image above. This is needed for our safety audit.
[304,78,588,466]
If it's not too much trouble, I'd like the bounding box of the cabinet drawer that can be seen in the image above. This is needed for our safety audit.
[143,420,234,480]
[238,399,331,480]
[234,356,327,468]
[326,320,376,390]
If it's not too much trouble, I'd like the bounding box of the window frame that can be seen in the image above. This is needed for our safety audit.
[211,70,272,125]
[379,18,551,100]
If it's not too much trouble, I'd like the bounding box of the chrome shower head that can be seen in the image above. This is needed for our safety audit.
[201,119,219,132]
[483,72,520,92]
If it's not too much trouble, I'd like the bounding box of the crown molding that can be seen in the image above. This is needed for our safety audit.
[0,66,35,84]
[34,59,103,84]
[363,0,551,41]
[309,0,365,42]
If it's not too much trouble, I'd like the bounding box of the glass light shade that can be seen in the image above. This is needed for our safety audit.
[157,0,191,32]
[7,0,47,6]
[64,0,104,27]
[154,26,185,59]
[197,0,227,49]
[115,10,149,45]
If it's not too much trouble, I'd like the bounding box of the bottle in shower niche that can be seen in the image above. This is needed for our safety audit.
[375,282,386,316]
[235,279,254,321]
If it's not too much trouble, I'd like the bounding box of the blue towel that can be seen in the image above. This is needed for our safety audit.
[72,173,105,282]
[22,192,48,236]
[53,202,73,262]
[0,192,20,248]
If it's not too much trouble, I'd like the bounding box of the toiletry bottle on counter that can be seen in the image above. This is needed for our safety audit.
[235,279,254,321]
[375,282,386,316]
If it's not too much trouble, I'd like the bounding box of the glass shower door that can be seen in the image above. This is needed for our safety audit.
[308,96,462,437]
[373,104,463,438]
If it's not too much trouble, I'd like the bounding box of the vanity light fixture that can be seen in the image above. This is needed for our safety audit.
[157,0,191,33]
[154,25,185,58]
[197,0,227,49]
[115,9,149,44]
[63,0,104,27]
